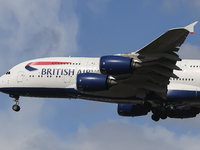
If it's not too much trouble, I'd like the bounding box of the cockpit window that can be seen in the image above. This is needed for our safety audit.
[6,71,10,75]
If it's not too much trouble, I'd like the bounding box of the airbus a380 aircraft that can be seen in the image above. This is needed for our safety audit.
[0,22,199,121]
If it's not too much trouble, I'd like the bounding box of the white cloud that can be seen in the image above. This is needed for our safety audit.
[179,43,200,59]
[0,1,79,149]
[0,0,78,73]
[64,120,200,150]
[19,131,67,150]
[1,111,200,150]
[1,1,200,150]
[0,97,44,149]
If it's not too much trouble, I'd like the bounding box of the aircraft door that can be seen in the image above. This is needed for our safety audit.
[180,61,187,71]
[17,71,24,82]
[87,59,96,72]
[64,75,71,83]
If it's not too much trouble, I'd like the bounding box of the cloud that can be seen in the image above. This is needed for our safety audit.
[64,120,200,150]
[0,96,70,150]
[19,130,67,150]
[1,109,200,150]
[179,43,200,59]
[0,0,78,73]
[1,1,200,150]
[0,97,44,149]
[0,1,79,149]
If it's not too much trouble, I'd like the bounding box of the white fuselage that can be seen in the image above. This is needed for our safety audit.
[169,60,200,91]
[0,57,100,89]
[0,57,200,104]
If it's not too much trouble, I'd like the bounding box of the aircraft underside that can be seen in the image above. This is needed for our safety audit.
[1,87,200,102]
[1,87,200,122]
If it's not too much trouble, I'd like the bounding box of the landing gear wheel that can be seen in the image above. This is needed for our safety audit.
[160,114,167,120]
[151,114,160,122]
[12,104,20,112]
[12,96,20,112]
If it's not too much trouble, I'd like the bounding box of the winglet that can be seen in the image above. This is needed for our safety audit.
[184,21,198,34]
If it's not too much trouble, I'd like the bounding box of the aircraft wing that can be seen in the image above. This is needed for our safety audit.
[135,21,198,56]
[118,21,198,100]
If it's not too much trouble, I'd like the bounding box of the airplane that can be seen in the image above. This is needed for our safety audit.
[0,22,199,122]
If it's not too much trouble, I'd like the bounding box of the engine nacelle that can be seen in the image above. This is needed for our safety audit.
[118,104,151,117]
[77,73,116,92]
[100,55,139,75]
[168,108,199,119]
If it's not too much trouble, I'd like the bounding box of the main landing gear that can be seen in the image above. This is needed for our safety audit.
[151,105,169,122]
[12,96,20,112]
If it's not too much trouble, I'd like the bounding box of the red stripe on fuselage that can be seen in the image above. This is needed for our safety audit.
[26,62,71,66]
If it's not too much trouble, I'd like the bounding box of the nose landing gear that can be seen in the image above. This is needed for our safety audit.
[12,96,20,112]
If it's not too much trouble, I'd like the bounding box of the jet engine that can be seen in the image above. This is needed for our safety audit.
[168,108,199,119]
[77,73,116,92]
[100,56,140,75]
[117,103,151,117]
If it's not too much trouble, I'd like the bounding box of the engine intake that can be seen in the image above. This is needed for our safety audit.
[100,55,140,75]
[77,73,116,92]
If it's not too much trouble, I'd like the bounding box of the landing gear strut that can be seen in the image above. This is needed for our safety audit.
[12,96,20,112]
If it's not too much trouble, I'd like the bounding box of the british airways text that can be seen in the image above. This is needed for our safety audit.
[41,68,98,76]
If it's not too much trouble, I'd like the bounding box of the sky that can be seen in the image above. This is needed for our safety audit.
[1,0,200,149]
